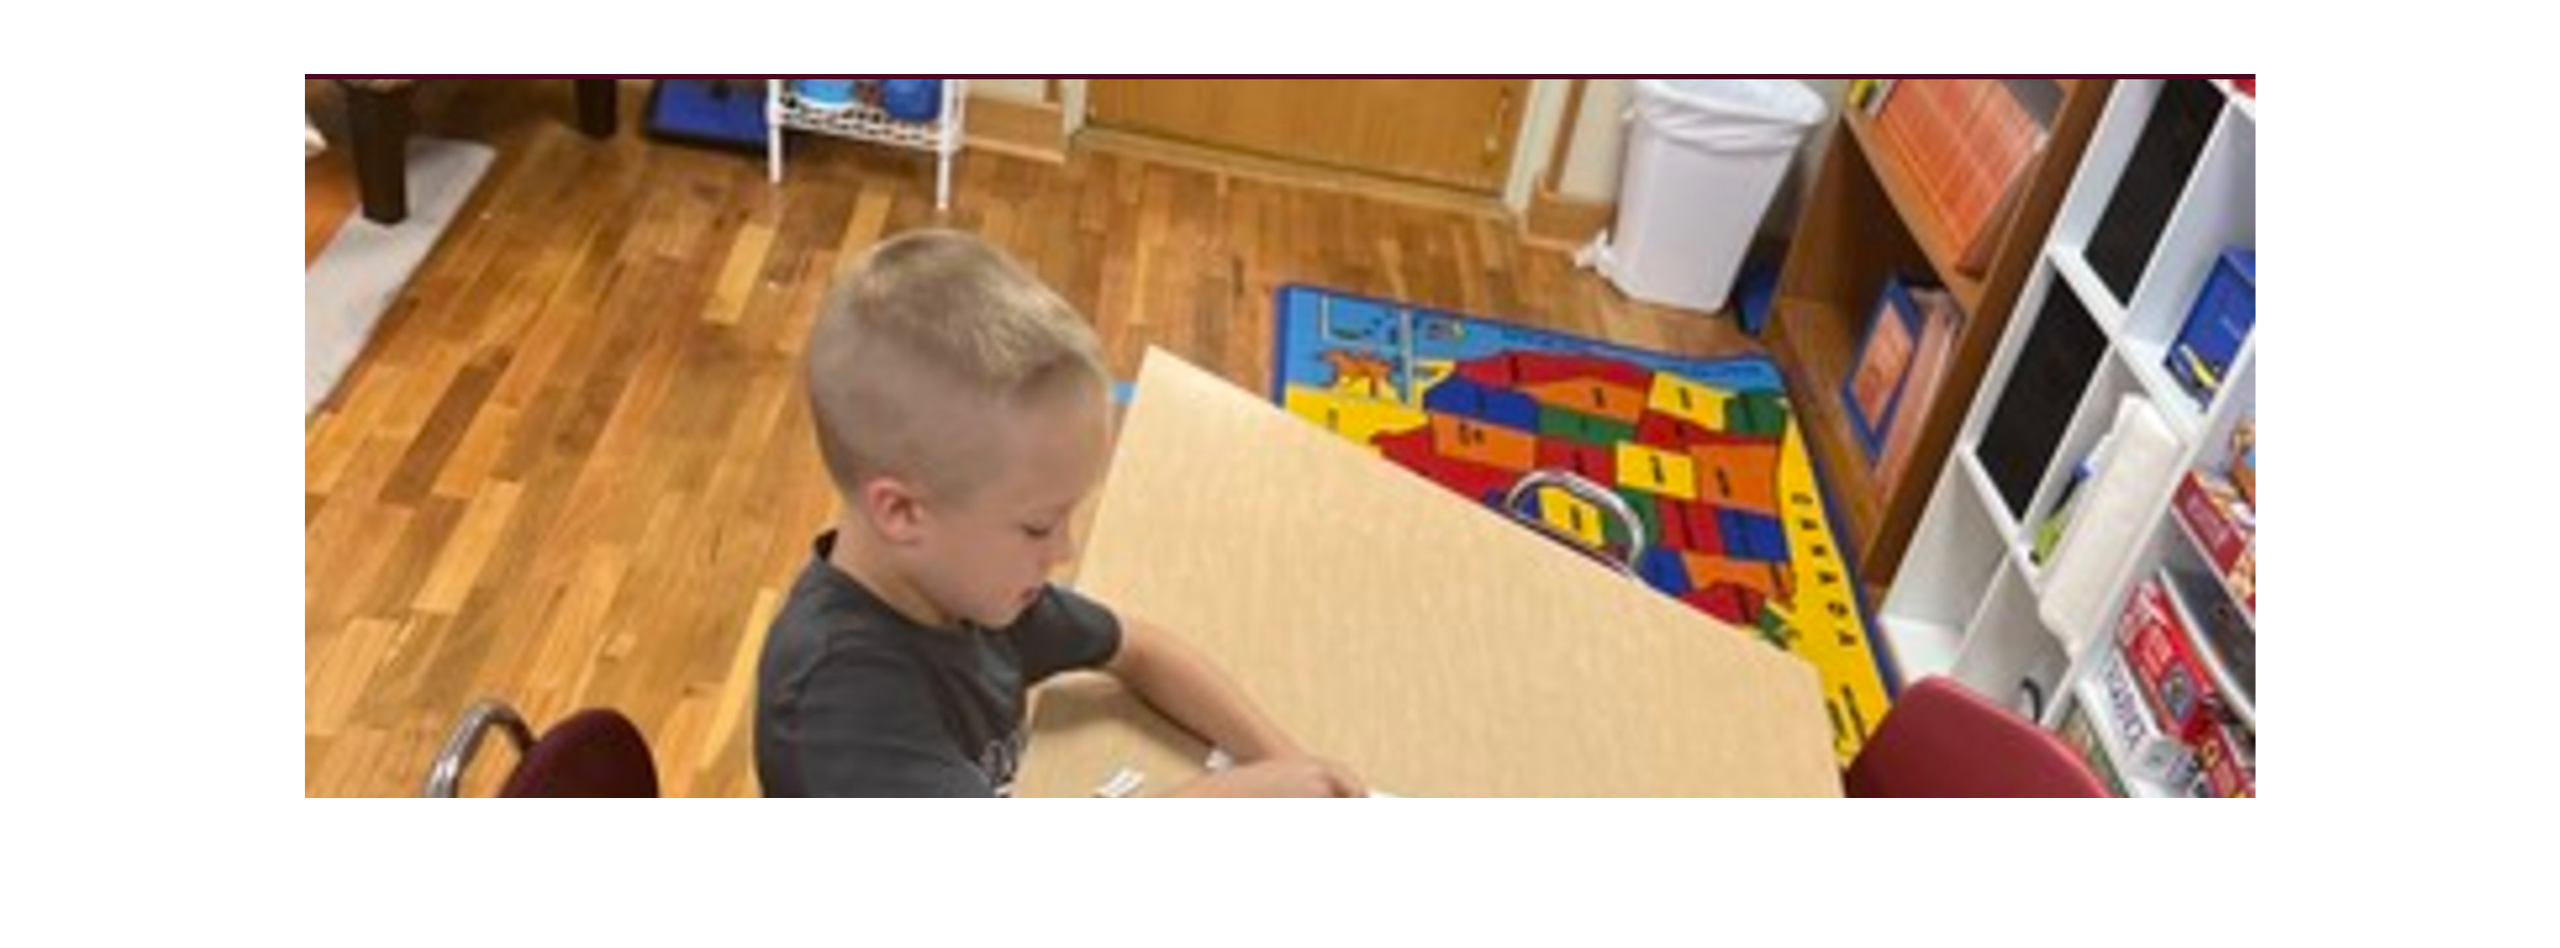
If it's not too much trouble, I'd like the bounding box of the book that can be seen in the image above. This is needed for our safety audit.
[2230,416,2256,505]
[1952,80,2060,276]
[1955,146,2042,278]
[2173,470,2254,571]
[2055,700,2128,798]
[2116,576,2225,744]
[2172,469,2256,617]
[1872,286,1964,494]
[2229,539,2254,614]
[2166,249,2256,405]
[2094,649,2200,792]
[2161,562,2256,709]
[1873,79,2056,272]
[2192,716,2256,798]
[1842,275,1928,460]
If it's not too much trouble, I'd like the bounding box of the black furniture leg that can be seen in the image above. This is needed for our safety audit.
[345,83,414,225]
[575,79,617,138]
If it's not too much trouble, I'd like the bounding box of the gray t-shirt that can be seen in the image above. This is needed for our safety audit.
[755,531,1122,797]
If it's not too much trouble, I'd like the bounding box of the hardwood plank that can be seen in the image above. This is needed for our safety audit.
[380,356,507,506]
[704,222,777,326]
[308,616,404,738]
[411,479,525,615]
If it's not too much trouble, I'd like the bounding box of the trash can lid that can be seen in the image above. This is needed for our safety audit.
[1635,78,1828,128]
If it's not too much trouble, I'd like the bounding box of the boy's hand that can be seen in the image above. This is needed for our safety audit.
[1186,755,1367,798]
[1104,615,1367,796]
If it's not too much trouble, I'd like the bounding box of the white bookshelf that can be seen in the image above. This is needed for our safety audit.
[1876,79,2256,795]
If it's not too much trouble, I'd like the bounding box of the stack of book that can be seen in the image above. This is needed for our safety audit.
[2110,572,2255,797]
[1842,274,1966,501]
[2072,413,2256,797]
[1867,79,2062,276]
[2172,464,2256,618]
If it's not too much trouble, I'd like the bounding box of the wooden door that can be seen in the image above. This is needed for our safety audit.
[1088,79,1530,194]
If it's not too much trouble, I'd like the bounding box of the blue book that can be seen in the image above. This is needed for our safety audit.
[1842,274,1928,461]
[2166,249,2255,404]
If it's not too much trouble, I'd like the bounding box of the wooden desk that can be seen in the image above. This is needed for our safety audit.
[1015,350,1840,797]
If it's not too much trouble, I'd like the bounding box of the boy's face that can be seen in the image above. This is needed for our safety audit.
[902,384,1112,629]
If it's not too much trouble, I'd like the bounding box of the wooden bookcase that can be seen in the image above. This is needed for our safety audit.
[1768,78,2113,588]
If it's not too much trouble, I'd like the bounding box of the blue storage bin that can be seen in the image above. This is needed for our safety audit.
[793,79,858,112]
[881,79,943,121]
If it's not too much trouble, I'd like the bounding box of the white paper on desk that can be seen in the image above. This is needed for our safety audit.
[2039,395,2178,655]
[1206,748,1402,796]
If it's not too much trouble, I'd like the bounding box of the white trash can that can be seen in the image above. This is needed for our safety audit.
[1583,79,1827,313]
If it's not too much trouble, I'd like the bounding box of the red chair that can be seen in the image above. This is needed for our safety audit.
[422,699,659,797]
[1844,677,2112,798]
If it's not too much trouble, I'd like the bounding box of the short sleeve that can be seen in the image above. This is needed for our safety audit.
[1008,585,1123,684]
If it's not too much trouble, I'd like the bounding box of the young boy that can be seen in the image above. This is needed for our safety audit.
[756,230,1365,798]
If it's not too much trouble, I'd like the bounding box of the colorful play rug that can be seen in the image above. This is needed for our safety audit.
[1272,285,1897,762]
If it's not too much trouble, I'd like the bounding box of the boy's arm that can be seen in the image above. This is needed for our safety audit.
[1103,612,1363,796]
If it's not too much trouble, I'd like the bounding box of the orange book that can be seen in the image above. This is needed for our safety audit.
[1873,288,1963,494]
[1957,146,2042,277]
[1874,79,2052,267]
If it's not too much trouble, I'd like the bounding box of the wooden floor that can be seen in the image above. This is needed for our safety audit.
[304,80,1761,797]
[305,147,358,266]
[305,82,362,265]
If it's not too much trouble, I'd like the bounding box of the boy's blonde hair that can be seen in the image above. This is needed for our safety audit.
[804,230,1109,501]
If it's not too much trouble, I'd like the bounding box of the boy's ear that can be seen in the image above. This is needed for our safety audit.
[857,476,930,545]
